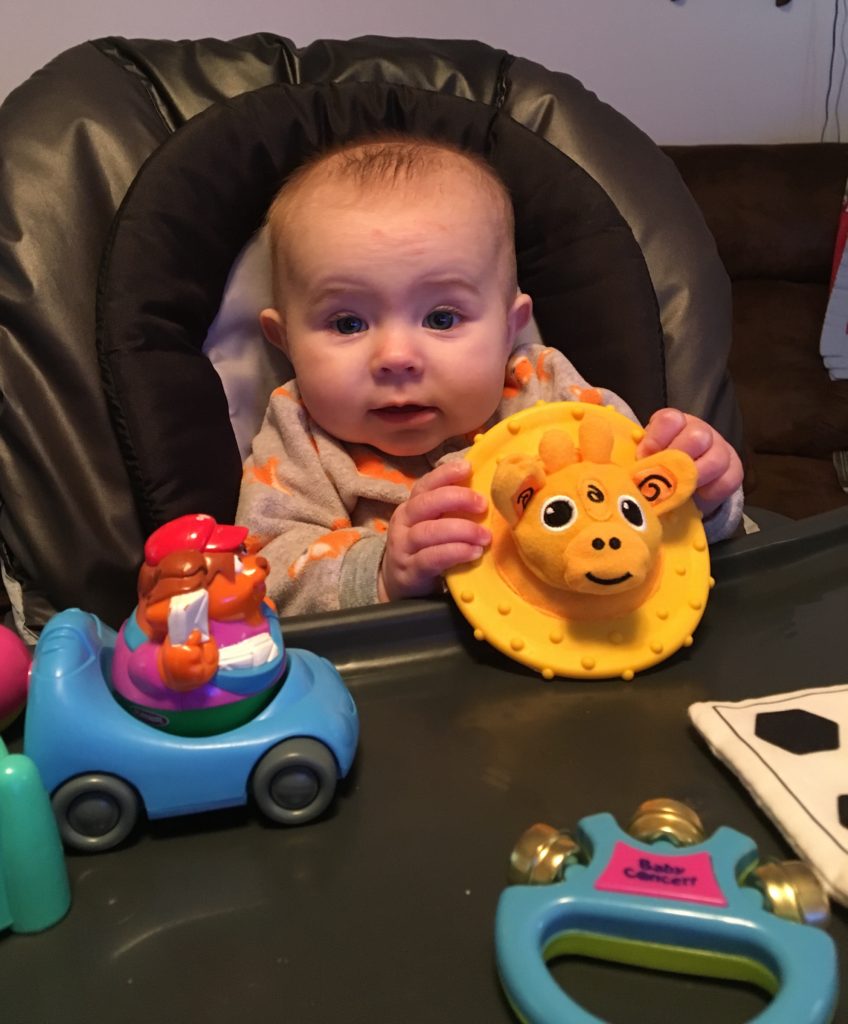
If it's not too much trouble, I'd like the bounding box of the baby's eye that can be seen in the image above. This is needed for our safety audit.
[332,315,366,335]
[423,309,460,331]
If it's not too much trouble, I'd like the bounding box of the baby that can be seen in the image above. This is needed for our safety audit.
[236,137,743,614]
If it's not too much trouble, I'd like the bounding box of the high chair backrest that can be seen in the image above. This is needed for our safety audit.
[0,34,740,634]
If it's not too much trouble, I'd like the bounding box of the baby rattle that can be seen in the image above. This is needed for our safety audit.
[496,799,838,1024]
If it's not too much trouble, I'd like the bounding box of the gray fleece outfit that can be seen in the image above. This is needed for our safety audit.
[236,342,743,614]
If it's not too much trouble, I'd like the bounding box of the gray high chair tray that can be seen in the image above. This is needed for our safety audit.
[3,508,847,1023]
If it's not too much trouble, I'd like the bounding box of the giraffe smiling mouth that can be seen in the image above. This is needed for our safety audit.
[585,572,633,586]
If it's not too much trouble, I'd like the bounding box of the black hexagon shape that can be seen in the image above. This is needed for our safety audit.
[839,795,848,830]
[754,709,840,755]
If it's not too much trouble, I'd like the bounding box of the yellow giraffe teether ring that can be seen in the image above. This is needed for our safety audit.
[445,402,712,679]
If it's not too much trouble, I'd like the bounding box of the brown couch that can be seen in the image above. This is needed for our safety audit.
[666,143,848,520]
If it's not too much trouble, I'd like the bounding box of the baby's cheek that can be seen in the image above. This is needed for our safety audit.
[475,361,512,411]
[297,372,348,423]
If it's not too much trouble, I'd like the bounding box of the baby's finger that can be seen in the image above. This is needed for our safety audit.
[672,423,715,462]
[406,515,491,554]
[404,484,487,526]
[410,458,472,497]
[695,459,744,512]
[636,408,687,457]
[412,541,487,579]
[690,442,732,490]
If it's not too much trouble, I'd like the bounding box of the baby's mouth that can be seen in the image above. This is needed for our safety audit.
[371,404,437,423]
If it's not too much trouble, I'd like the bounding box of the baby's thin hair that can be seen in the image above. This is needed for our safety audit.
[265,134,518,302]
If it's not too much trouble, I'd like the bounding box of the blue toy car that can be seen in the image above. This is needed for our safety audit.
[24,608,359,852]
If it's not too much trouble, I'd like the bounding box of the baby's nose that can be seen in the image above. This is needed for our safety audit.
[372,327,423,376]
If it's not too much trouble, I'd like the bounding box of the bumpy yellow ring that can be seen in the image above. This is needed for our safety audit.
[444,402,712,680]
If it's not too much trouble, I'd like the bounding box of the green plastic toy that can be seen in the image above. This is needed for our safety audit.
[0,736,70,933]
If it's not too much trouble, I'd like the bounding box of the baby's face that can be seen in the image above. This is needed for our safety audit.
[262,174,531,457]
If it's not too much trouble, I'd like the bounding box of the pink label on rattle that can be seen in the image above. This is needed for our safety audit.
[594,842,727,907]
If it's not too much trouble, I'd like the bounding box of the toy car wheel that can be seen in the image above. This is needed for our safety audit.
[51,774,141,852]
[251,738,338,825]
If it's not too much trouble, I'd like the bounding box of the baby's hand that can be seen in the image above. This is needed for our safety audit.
[637,408,743,517]
[378,459,490,601]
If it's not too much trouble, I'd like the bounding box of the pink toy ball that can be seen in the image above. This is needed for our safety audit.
[0,624,31,730]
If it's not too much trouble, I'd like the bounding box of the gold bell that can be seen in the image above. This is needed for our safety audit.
[751,859,831,929]
[626,798,706,847]
[508,823,582,885]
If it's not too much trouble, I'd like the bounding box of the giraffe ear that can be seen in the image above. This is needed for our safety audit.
[491,455,547,527]
[631,449,698,516]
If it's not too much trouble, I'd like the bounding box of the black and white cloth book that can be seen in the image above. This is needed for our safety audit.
[690,684,848,905]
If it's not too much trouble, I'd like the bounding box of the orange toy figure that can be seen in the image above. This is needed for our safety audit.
[445,403,713,680]
[111,514,286,736]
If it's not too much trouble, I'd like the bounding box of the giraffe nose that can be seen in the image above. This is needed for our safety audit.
[591,537,622,550]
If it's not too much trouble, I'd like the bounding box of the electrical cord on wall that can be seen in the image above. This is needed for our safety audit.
[837,0,848,142]
[821,0,848,142]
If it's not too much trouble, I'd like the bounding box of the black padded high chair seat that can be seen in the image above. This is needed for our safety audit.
[0,34,740,633]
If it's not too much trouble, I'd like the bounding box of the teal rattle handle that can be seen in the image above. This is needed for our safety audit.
[495,885,838,1024]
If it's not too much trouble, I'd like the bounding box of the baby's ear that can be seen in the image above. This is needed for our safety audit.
[259,308,288,352]
[507,291,533,342]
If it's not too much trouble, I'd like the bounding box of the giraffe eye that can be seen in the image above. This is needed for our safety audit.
[618,495,646,530]
[541,496,578,531]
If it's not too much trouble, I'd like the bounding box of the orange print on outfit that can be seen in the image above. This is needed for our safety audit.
[271,385,301,403]
[568,384,604,405]
[503,354,535,400]
[243,455,291,493]
[536,348,554,383]
[351,449,416,490]
[287,528,362,579]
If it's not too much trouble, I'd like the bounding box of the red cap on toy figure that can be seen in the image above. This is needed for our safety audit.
[144,514,248,567]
